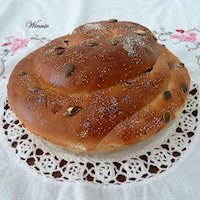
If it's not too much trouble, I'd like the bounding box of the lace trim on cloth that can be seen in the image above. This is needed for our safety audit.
[1,83,199,185]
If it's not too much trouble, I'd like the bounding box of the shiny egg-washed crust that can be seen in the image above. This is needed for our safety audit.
[7,20,190,153]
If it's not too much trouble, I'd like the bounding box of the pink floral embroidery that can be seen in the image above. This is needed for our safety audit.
[0,35,48,76]
[11,38,29,53]
[170,30,197,42]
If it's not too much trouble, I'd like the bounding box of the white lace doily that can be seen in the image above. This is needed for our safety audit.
[1,83,199,185]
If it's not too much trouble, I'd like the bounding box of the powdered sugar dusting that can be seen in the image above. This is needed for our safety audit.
[79,131,89,138]
[84,23,105,31]
[122,35,146,62]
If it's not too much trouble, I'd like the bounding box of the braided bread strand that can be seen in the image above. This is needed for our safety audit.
[8,20,190,153]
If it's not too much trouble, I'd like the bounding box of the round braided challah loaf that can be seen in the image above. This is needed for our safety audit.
[7,20,190,153]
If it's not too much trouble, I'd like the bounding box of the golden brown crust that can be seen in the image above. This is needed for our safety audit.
[7,20,190,153]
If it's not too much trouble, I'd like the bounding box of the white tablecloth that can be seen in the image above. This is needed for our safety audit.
[0,0,200,199]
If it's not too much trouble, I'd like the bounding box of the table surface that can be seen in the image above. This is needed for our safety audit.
[0,0,200,200]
